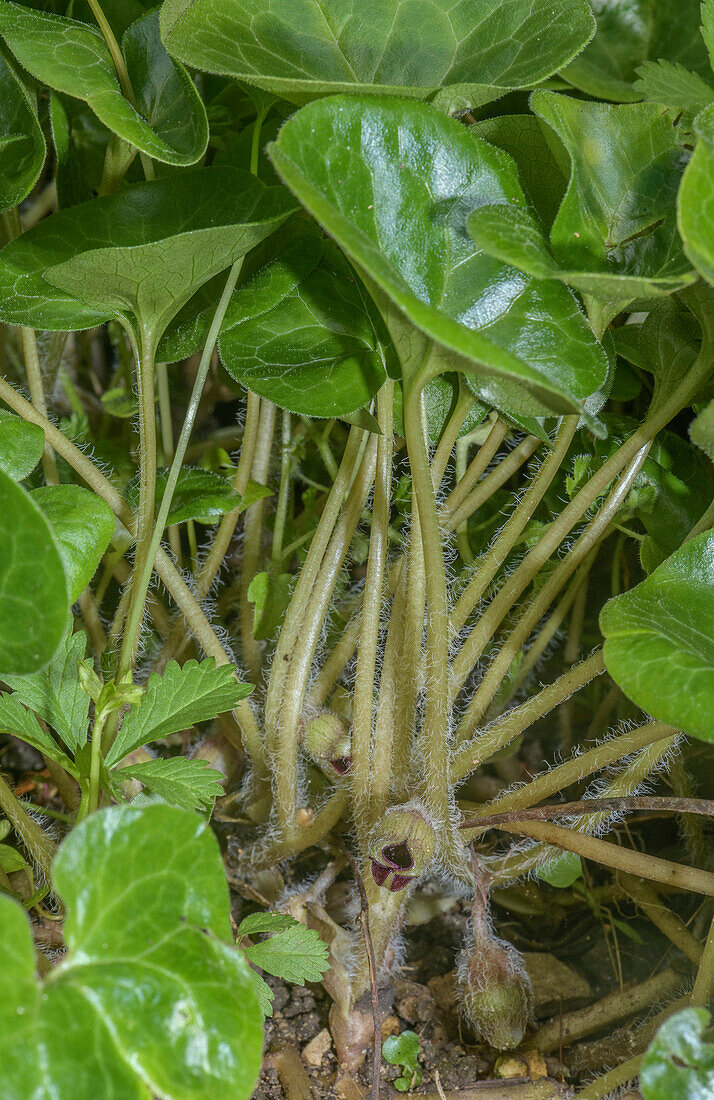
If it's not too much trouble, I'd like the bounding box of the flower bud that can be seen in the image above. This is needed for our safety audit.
[458,903,532,1050]
[368,803,437,892]
[301,711,352,777]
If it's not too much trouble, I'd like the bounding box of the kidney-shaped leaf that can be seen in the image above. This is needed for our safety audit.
[219,239,386,417]
[0,168,296,340]
[31,484,114,601]
[601,531,714,742]
[0,50,46,214]
[469,94,695,317]
[0,469,69,676]
[0,4,208,166]
[269,96,608,421]
[160,0,595,103]
[0,804,263,1100]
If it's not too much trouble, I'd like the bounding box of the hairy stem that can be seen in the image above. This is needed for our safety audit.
[239,399,277,684]
[352,380,394,838]
[0,773,56,885]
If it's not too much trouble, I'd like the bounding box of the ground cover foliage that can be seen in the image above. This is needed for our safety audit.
[1,0,714,1096]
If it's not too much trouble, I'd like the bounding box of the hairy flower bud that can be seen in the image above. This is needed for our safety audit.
[300,711,352,777]
[368,803,437,892]
[458,901,532,1050]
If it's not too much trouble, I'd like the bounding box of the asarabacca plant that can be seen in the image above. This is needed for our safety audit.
[1,0,714,1097]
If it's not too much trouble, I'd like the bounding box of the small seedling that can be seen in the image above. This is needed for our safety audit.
[382,1031,423,1092]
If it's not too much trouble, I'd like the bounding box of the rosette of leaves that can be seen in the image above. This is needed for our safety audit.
[268,95,610,427]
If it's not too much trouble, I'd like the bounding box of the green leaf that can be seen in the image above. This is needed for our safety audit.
[238,912,298,936]
[691,399,714,461]
[0,168,297,341]
[160,0,595,103]
[106,658,252,767]
[601,532,714,742]
[678,106,714,287]
[0,410,44,481]
[0,692,75,771]
[0,48,46,214]
[0,843,28,874]
[127,466,242,527]
[219,239,386,417]
[0,804,263,1099]
[538,851,583,888]
[0,5,208,166]
[247,570,293,640]
[0,469,69,676]
[31,485,114,601]
[158,218,324,363]
[634,60,714,109]
[117,756,225,813]
[392,374,489,443]
[4,631,90,755]
[383,1030,423,1089]
[562,0,710,103]
[268,96,608,423]
[469,94,695,319]
[641,1009,714,1100]
[242,917,330,984]
[469,113,568,229]
[49,92,111,209]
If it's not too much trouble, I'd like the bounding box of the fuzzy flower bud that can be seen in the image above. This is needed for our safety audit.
[368,803,437,892]
[300,711,352,777]
[458,902,532,1050]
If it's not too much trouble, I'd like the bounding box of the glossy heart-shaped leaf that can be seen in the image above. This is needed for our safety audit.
[219,239,386,417]
[0,410,44,480]
[0,4,208,166]
[31,485,114,601]
[268,96,608,421]
[160,0,595,103]
[562,0,710,103]
[601,531,714,742]
[0,49,46,214]
[0,168,296,341]
[0,469,69,675]
[0,804,263,1099]
[470,94,693,318]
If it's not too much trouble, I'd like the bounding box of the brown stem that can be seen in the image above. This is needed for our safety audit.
[345,851,382,1100]
[461,796,714,831]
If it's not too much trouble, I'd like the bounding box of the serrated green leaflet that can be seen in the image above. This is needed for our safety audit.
[634,60,714,110]
[467,94,696,322]
[562,0,710,103]
[241,919,329,984]
[0,4,208,166]
[160,0,595,103]
[0,805,263,1099]
[0,692,75,772]
[601,532,714,742]
[0,409,44,480]
[31,485,114,601]
[0,168,297,341]
[0,469,69,675]
[4,630,89,754]
[269,96,608,421]
[0,48,46,214]
[640,1009,714,1100]
[106,658,252,767]
[116,757,225,813]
